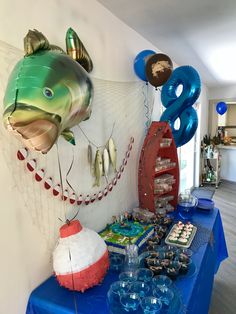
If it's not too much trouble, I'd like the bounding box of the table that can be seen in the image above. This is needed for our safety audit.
[26,208,228,314]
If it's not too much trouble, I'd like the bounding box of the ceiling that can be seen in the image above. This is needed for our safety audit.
[98,0,236,88]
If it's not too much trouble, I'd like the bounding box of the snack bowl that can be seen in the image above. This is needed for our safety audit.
[146,258,161,267]
[160,259,170,268]
[178,258,196,277]
[146,244,160,252]
[162,245,178,253]
[176,248,193,257]
[149,251,160,258]
[164,251,175,260]
[165,261,181,279]
[175,252,190,264]
[149,265,163,276]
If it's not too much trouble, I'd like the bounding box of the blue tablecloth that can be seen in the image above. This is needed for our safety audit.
[26,208,228,314]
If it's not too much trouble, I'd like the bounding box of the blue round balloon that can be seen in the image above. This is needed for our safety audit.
[133,50,156,81]
[216,102,227,115]
[160,65,201,148]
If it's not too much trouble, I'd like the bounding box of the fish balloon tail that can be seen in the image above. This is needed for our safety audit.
[66,27,93,73]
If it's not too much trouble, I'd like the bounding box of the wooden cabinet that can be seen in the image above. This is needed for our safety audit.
[138,121,180,213]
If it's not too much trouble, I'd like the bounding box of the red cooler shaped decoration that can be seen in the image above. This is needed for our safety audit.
[138,121,179,213]
[53,220,109,292]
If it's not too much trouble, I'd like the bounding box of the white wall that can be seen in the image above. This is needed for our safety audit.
[0,1,160,314]
[0,1,209,313]
[209,84,236,100]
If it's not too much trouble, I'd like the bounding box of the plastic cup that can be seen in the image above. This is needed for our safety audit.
[153,287,174,310]
[141,296,162,314]
[107,281,130,314]
[136,268,153,283]
[109,254,124,272]
[129,281,150,298]
[119,271,138,282]
[120,292,141,312]
[152,275,172,289]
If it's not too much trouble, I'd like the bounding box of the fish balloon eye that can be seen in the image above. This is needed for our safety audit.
[43,87,54,99]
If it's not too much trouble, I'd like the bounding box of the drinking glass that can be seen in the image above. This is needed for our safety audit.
[124,244,139,271]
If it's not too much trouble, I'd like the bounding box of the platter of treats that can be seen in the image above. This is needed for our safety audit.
[165,221,197,248]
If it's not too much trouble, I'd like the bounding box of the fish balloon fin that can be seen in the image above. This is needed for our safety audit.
[61,129,76,145]
[49,44,66,54]
[66,27,93,73]
[24,30,65,56]
[24,29,50,56]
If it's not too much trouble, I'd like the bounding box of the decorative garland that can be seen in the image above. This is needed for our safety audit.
[16,137,134,207]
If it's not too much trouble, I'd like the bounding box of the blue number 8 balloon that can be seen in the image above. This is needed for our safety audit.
[160,65,201,148]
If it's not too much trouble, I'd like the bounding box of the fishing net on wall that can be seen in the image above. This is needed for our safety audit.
[0,40,156,251]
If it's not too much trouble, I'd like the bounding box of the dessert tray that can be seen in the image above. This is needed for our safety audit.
[165,221,197,248]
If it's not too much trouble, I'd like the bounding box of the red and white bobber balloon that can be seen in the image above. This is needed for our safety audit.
[53,220,109,292]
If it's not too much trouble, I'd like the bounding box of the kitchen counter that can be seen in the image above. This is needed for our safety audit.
[218,146,236,182]
[218,144,236,150]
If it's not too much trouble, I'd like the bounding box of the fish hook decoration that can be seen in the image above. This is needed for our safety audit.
[3,28,94,154]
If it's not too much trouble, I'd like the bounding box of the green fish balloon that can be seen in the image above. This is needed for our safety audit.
[3,28,93,153]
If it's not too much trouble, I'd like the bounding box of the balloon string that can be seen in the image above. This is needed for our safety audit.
[142,83,149,133]
[56,145,80,224]
[149,85,156,122]
[56,143,67,221]
[66,148,76,193]
[78,122,115,148]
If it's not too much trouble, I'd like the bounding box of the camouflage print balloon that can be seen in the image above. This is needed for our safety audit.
[3,28,93,154]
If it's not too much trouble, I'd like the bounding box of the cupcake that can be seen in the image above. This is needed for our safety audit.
[178,237,188,245]
[168,236,178,243]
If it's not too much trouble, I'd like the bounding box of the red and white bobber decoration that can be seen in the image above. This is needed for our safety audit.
[53,220,109,292]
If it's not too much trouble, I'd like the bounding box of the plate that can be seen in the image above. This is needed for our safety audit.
[165,224,197,249]
[197,198,214,211]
